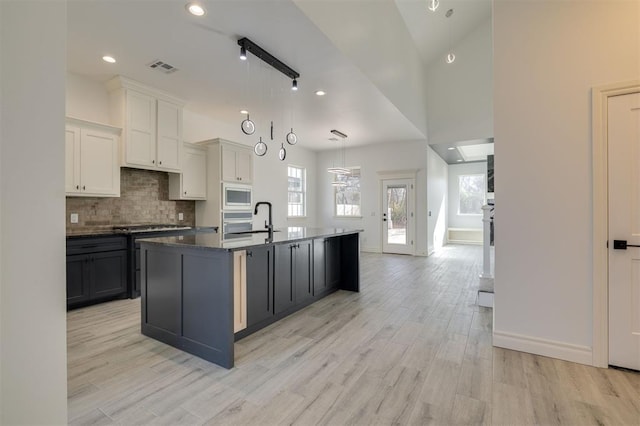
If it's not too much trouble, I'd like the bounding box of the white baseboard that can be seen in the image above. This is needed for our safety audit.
[361,245,380,253]
[477,291,494,308]
[493,330,593,366]
[447,228,483,245]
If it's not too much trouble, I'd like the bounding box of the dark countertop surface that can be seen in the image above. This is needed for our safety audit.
[138,227,362,252]
[66,226,217,238]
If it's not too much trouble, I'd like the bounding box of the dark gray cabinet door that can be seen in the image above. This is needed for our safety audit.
[294,240,313,303]
[246,246,273,326]
[313,239,326,295]
[67,254,90,305]
[274,244,295,314]
[91,250,127,298]
[325,237,341,290]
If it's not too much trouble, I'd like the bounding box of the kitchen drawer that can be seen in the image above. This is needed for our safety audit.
[67,236,127,255]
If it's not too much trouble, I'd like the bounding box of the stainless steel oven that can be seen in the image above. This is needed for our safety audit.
[222,211,253,239]
[222,183,252,210]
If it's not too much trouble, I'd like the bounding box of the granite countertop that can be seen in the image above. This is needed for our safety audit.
[66,226,217,238]
[137,227,363,251]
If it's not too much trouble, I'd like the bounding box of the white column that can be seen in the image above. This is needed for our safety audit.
[480,204,493,278]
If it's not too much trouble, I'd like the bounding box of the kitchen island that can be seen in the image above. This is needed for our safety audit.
[139,228,361,368]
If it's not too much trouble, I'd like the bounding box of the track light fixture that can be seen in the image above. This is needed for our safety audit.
[240,46,247,61]
[292,79,298,91]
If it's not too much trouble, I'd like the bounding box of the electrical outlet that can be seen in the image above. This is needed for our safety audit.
[70,213,79,224]
[178,212,184,221]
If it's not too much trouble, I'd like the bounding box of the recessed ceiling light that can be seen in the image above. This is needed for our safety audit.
[186,2,206,16]
[447,147,456,151]
[315,90,326,96]
[102,55,116,64]
[240,110,248,114]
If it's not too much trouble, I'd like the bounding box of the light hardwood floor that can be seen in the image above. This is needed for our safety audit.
[68,245,640,425]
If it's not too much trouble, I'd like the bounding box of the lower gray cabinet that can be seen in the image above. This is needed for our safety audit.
[294,240,313,304]
[313,237,341,296]
[246,245,273,327]
[274,244,295,314]
[66,236,127,309]
[274,240,313,313]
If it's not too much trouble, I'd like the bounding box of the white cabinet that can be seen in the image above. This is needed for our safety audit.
[65,118,121,197]
[221,143,253,183]
[169,143,207,200]
[194,138,254,228]
[107,76,184,173]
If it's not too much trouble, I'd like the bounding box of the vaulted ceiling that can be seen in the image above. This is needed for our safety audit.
[67,0,491,153]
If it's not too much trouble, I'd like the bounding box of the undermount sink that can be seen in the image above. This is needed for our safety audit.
[230,229,280,235]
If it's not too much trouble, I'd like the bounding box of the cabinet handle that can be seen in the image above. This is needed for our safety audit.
[82,185,86,190]
[152,160,155,164]
[159,161,162,165]
[76,185,79,190]
[246,251,252,257]
[184,191,187,195]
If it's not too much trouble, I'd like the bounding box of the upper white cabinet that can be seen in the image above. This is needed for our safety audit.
[107,76,184,173]
[65,118,121,197]
[169,143,207,200]
[221,143,253,184]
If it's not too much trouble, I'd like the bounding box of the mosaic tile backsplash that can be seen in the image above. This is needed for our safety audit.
[66,168,196,229]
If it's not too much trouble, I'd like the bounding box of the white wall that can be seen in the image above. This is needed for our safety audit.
[494,0,640,364]
[66,72,110,123]
[448,162,487,230]
[426,18,493,145]
[253,144,318,229]
[317,140,429,255]
[426,146,448,254]
[1,1,68,423]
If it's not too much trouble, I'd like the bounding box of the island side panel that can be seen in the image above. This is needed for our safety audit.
[141,246,182,346]
[181,249,234,368]
[339,233,360,292]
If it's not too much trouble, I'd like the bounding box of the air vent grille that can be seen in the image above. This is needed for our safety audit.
[148,60,178,74]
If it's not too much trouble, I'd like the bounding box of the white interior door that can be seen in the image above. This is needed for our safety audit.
[382,179,414,255]
[608,92,640,370]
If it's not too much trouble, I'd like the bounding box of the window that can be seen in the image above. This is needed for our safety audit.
[335,168,361,217]
[458,174,485,215]
[287,165,306,217]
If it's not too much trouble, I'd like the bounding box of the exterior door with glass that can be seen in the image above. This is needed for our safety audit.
[382,179,414,255]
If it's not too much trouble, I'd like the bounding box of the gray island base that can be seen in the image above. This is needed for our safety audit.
[139,228,361,369]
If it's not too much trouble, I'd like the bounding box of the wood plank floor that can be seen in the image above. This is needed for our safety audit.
[68,245,640,425]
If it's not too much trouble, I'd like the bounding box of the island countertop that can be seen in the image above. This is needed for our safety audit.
[138,227,362,251]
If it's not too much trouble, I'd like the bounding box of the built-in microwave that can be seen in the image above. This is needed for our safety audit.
[222,183,252,210]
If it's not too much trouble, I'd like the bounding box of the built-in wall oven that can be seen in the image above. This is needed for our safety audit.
[222,183,252,210]
[222,211,253,239]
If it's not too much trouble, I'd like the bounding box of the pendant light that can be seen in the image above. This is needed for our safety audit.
[427,0,439,12]
[237,37,301,157]
[445,8,455,64]
[327,130,351,176]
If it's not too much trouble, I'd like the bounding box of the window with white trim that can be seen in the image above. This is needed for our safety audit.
[458,174,485,215]
[335,167,361,217]
[287,165,306,217]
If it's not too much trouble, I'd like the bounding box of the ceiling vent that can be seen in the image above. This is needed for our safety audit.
[147,60,178,74]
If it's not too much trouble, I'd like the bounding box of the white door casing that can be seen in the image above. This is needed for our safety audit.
[608,92,640,370]
[592,80,640,368]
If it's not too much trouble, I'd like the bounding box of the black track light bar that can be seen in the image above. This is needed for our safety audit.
[237,37,300,80]
[330,129,348,139]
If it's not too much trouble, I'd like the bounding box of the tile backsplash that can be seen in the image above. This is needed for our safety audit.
[66,168,196,229]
